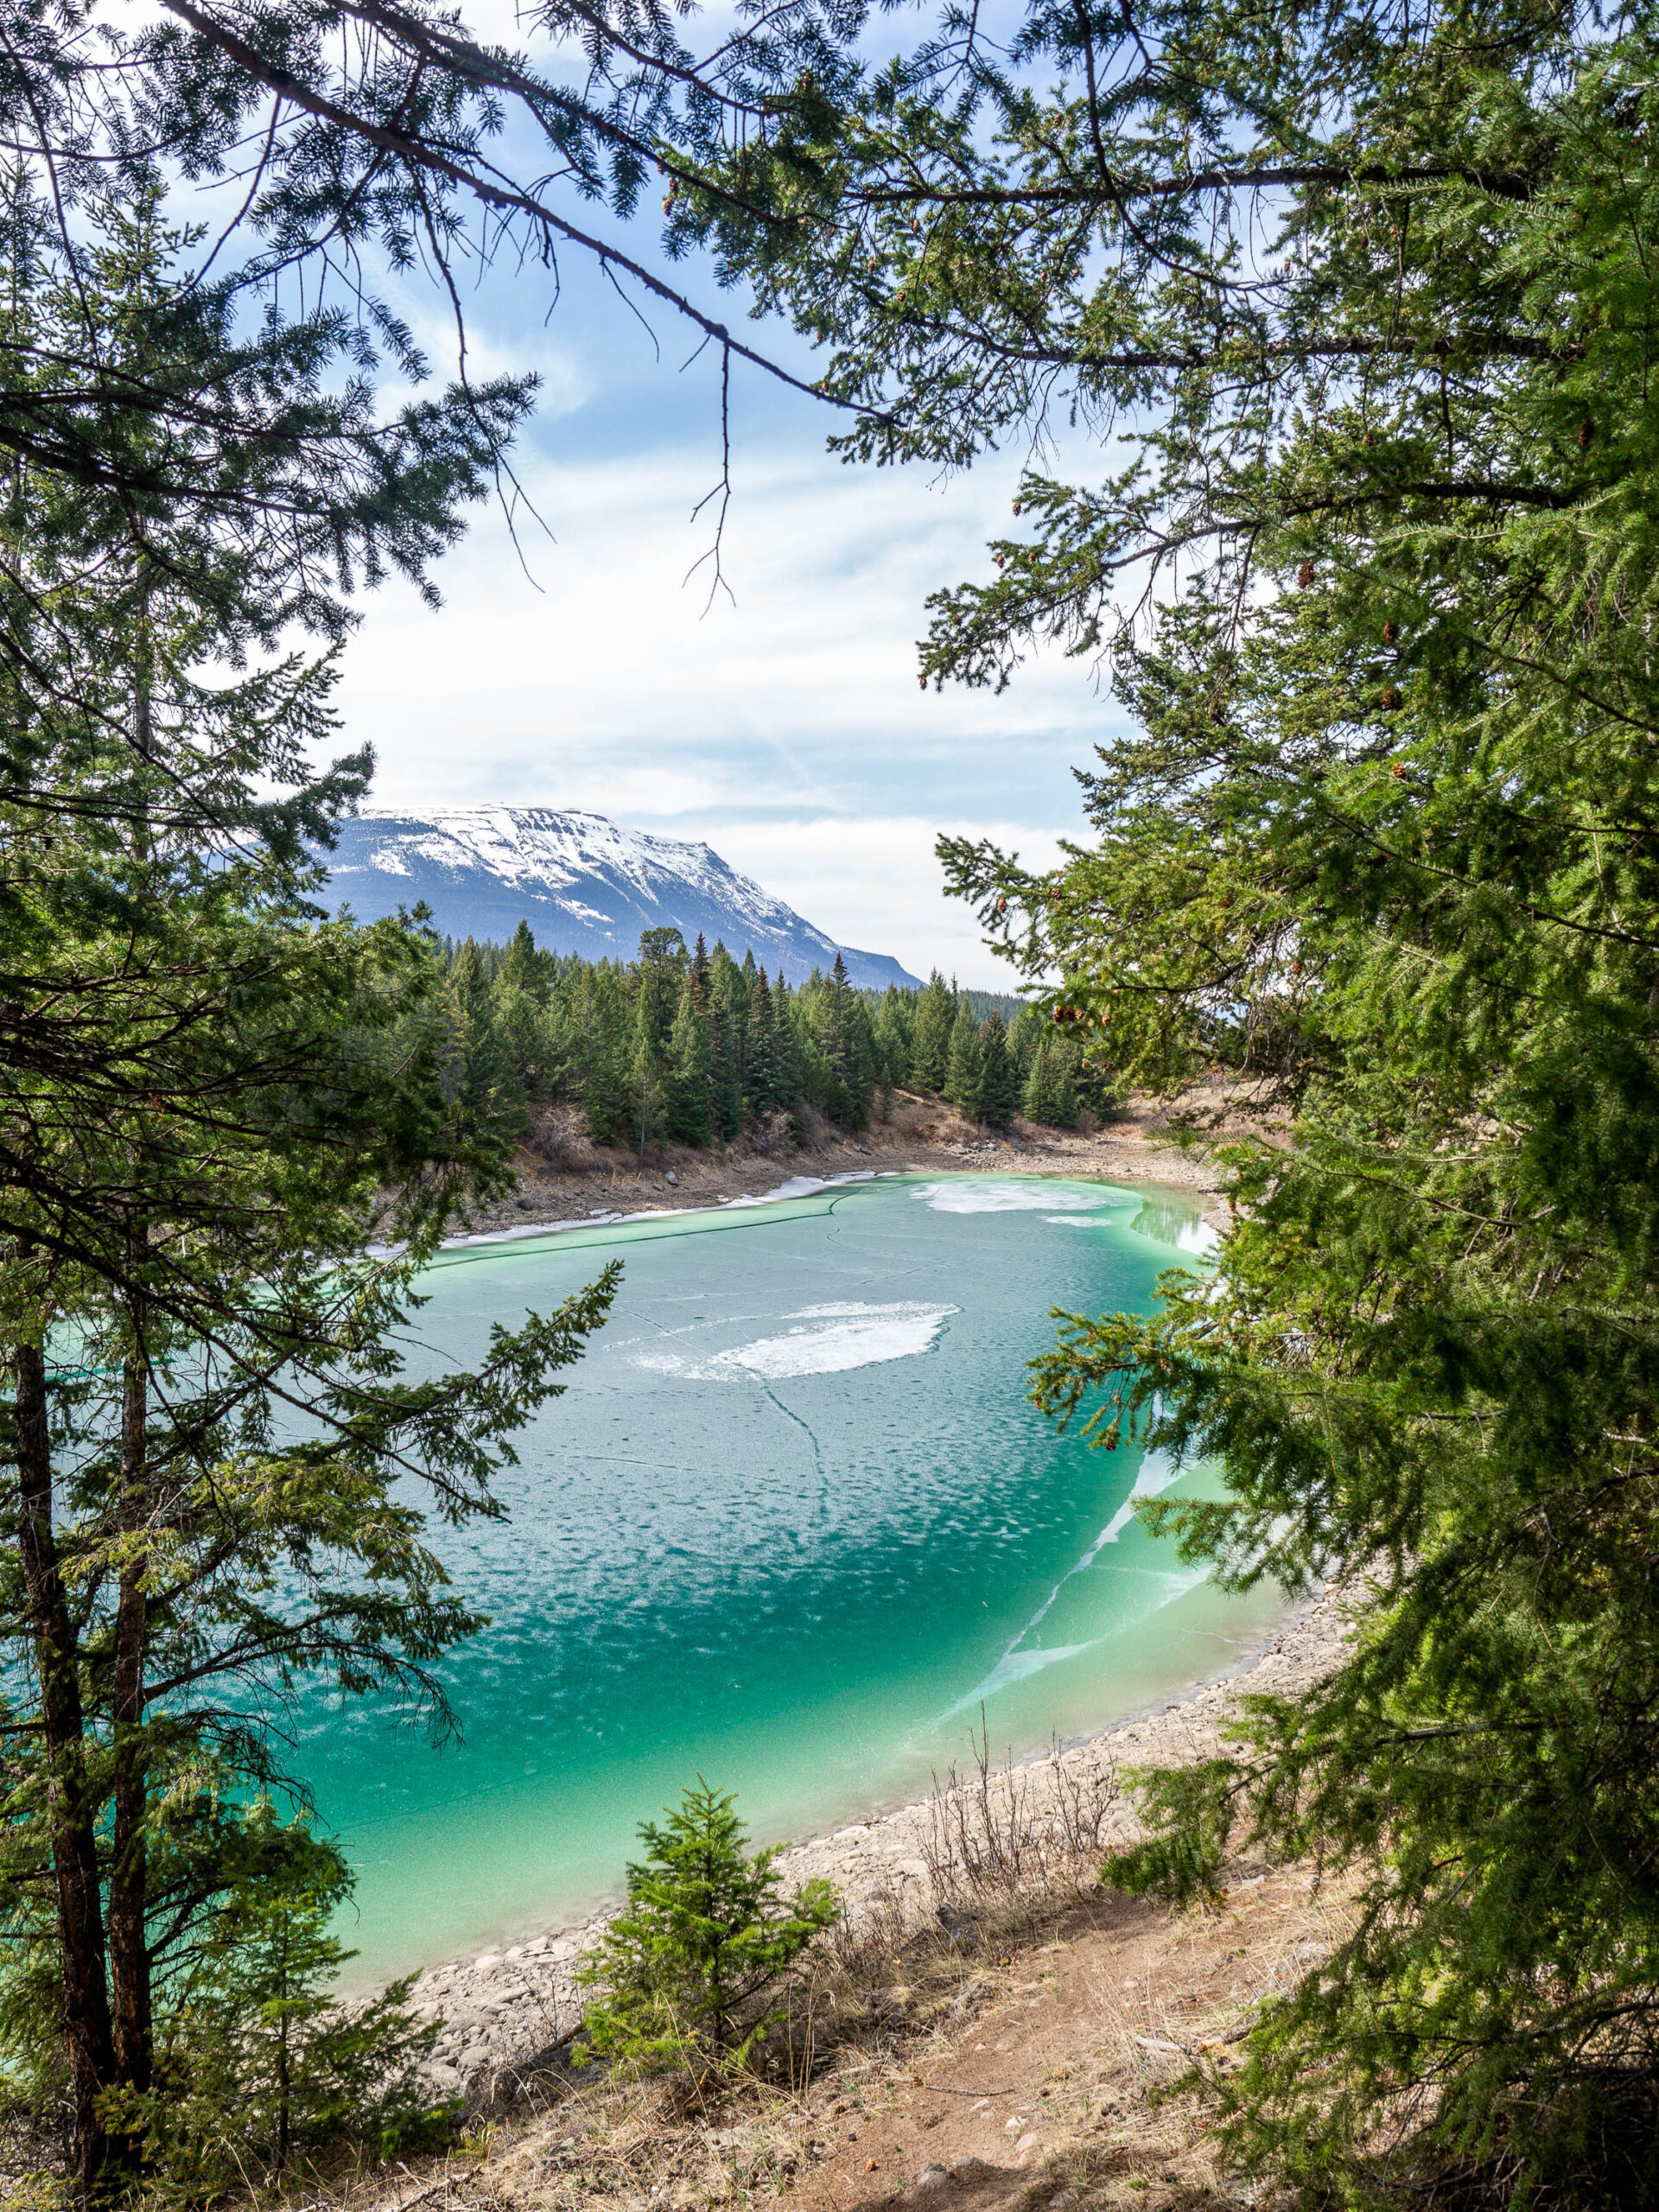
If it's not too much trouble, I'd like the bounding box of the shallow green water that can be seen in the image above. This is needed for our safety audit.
[298,1174,1285,1982]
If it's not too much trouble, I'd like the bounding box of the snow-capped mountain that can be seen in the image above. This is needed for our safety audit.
[320,807,922,990]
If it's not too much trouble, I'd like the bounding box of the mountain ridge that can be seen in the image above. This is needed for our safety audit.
[320,806,922,990]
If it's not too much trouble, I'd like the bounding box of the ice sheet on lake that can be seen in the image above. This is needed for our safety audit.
[637,1300,959,1382]
[1094,1448,1186,1545]
[912,1179,1135,1214]
[940,1452,1196,1715]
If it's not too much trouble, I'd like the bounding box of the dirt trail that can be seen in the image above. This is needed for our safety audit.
[428,1850,1347,2212]
[779,1864,1343,2212]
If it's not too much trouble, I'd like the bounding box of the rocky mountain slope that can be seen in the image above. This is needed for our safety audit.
[321,806,921,988]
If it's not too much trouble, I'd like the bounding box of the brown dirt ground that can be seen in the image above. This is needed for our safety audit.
[374,1860,1349,2212]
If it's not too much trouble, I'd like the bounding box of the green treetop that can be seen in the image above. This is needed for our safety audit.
[909,973,957,1093]
[944,999,984,1121]
[666,973,715,1146]
[976,1014,1019,1129]
[576,1781,837,2072]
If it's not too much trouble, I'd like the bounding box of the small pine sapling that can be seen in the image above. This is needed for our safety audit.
[134,1801,452,2192]
[576,1779,837,2072]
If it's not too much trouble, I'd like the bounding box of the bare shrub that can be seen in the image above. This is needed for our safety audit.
[746,1110,792,1156]
[527,1105,582,1166]
[824,1879,915,1990]
[920,1716,1120,1915]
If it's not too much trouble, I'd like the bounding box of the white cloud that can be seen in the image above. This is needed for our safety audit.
[700,815,1064,988]
[340,441,1109,789]
[334,419,1116,982]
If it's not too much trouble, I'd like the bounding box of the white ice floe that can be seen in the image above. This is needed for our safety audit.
[955,1642,1093,1703]
[637,1300,958,1382]
[421,1172,880,1255]
[723,1171,874,1207]
[912,1179,1135,1214]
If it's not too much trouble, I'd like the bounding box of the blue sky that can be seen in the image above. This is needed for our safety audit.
[315,82,1122,987]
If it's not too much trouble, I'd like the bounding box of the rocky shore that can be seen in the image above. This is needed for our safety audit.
[448,1086,1254,1247]
[404,1586,1346,2099]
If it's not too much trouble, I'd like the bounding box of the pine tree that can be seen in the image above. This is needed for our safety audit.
[1005,1005,1043,1096]
[576,1782,836,2071]
[0,181,608,2200]
[873,986,913,1113]
[152,1802,442,2189]
[631,980,668,1154]
[709,948,748,1141]
[771,979,805,1118]
[665,974,714,1145]
[745,969,785,1117]
[976,1014,1019,1128]
[448,941,526,1125]
[1021,1039,1078,1129]
[909,971,957,1093]
[499,919,548,1003]
[575,965,632,1145]
[810,951,875,1128]
[800,7,1659,2190]
[944,999,983,1121]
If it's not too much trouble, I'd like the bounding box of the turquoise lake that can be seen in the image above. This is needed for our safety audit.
[300,1173,1286,1983]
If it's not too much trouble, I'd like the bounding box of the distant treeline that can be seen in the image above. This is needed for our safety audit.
[444,924,1109,1148]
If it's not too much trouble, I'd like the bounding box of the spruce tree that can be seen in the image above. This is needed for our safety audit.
[772,976,806,1117]
[0,176,609,2201]
[944,1000,984,1121]
[574,965,632,1145]
[150,1803,439,2189]
[499,919,549,1003]
[746,969,785,1118]
[874,985,914,1097]
[630,980,668,1155]
[976,1014,1019,1129]
[909,971,957,1094]
[722,1,1659,2192]
[709,948,748,1140]
[665,973,714,1146]
[576,1782,837,2071]
[810,951,875,1128]
[1021,1039,1078,1130]
[1005,1005,1042,1097]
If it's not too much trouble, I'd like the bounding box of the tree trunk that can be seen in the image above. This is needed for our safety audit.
[14,1340,117,2197]
[111,584,157,2104]
[275,1929,291,2177]
[108,1342,152,2098]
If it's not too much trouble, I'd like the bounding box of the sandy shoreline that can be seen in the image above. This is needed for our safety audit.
[401,1586,1345,2097]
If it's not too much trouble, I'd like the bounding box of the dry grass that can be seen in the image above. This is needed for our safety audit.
[919,1724,1123,1919]
[250,1756,1355,2212]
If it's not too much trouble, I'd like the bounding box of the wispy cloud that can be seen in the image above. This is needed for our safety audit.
[333,302,1121,983]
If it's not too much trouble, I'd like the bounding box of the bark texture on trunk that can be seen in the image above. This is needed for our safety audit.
[15,1341,116,2196]
[109,1346,152,2095]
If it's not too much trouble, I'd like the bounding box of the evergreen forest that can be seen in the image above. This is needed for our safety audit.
[442,925,1102,1144]
[3,0,1657,2202]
